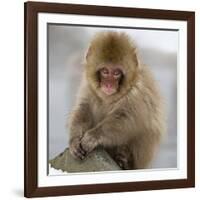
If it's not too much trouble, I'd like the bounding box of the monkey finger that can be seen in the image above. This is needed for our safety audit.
[73,148,84,160]
[70,145,85,160]
[78,144,86,156]
[75,146,86,160]
[79,142,88,153]
[81,143,93,156]
[76,152,85,160]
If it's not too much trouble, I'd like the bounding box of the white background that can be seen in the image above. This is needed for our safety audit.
[48,24,178,169]
[0,0,198,199]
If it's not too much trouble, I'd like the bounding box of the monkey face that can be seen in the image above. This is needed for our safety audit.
[85,31,139,101]
[98,64,123,96]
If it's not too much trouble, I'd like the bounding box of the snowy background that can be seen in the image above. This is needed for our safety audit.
[48,25,178,169]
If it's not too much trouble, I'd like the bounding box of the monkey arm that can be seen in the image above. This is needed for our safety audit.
[69,102,93,138]
[69,102,93,159]
[80,110,136,153]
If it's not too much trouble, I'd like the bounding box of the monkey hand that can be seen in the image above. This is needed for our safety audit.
[69,136,86,160]
[80,130,99,156]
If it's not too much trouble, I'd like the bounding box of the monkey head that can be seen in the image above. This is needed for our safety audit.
[85,31,139,100]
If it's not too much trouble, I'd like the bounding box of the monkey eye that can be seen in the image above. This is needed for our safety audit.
[113,70,121,76]
[101,68,109,75]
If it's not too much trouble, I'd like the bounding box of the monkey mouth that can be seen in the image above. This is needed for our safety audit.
[101,87,116,95]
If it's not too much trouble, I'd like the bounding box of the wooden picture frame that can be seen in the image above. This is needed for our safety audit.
[24,1,195,197]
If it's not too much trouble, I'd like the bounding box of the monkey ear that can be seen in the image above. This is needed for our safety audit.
[86,45,92,61]
[132,48,140,68]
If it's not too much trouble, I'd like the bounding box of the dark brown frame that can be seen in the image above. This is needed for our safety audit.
[24,1,195,198]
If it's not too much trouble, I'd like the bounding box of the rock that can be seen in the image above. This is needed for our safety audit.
[49,148,121,173]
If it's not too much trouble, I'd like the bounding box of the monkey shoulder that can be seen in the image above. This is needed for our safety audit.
[119,68,164,117]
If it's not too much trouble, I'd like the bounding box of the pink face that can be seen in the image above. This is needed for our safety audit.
[99,66,123,96]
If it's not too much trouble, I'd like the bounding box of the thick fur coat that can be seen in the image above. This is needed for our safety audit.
[69,31,166,169]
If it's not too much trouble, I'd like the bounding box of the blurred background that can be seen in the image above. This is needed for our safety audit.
[48,25,178,169]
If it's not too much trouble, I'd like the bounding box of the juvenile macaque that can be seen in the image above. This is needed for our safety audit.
[69,31,165,169]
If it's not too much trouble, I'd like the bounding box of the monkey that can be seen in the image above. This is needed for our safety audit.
[68,31,166,170]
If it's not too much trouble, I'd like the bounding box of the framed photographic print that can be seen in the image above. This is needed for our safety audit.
[24,1,195,197]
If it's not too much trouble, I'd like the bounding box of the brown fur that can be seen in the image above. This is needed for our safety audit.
[69,31,166,169]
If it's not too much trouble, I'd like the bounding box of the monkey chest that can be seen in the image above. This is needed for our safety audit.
[91,103,111,124]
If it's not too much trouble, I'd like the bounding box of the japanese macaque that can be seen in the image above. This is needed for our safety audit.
[69,31,166,169]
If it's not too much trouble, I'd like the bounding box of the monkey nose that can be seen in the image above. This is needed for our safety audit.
[106,83,112,88]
